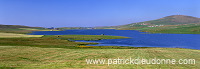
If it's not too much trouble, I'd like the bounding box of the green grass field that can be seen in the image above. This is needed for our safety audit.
[143,25,200,34]
[0,33,199,69]
[132,24,200,34]
[0,46,199,69]
[0,33,43,38]
[0,25,59,34]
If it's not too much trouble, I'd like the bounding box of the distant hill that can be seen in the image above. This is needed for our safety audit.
[97,15,200,34]
[161,15,200,23]
[0,25,42,29]
[0,24,47,34]
[57,27,95,30]
[141,15,200,25]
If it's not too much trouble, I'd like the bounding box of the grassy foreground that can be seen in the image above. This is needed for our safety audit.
[0,46,199,69]
[0,34,199,69]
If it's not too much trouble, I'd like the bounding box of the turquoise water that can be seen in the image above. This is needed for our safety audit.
[30,29,200,50]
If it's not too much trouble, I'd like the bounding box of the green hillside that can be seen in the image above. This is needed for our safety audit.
[102,15,200,34]
[0,25,53,34]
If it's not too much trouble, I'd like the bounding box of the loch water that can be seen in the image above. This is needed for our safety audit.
[30,29,200,50]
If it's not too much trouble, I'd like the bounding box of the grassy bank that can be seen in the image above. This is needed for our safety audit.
[0,33,43,38]
[138,24,200,34]
[0,46,199,69]
[0,35,129,49]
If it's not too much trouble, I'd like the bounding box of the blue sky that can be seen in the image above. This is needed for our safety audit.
[0,0,200,27]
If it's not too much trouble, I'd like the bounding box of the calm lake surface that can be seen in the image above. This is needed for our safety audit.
[30,29,200,50]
